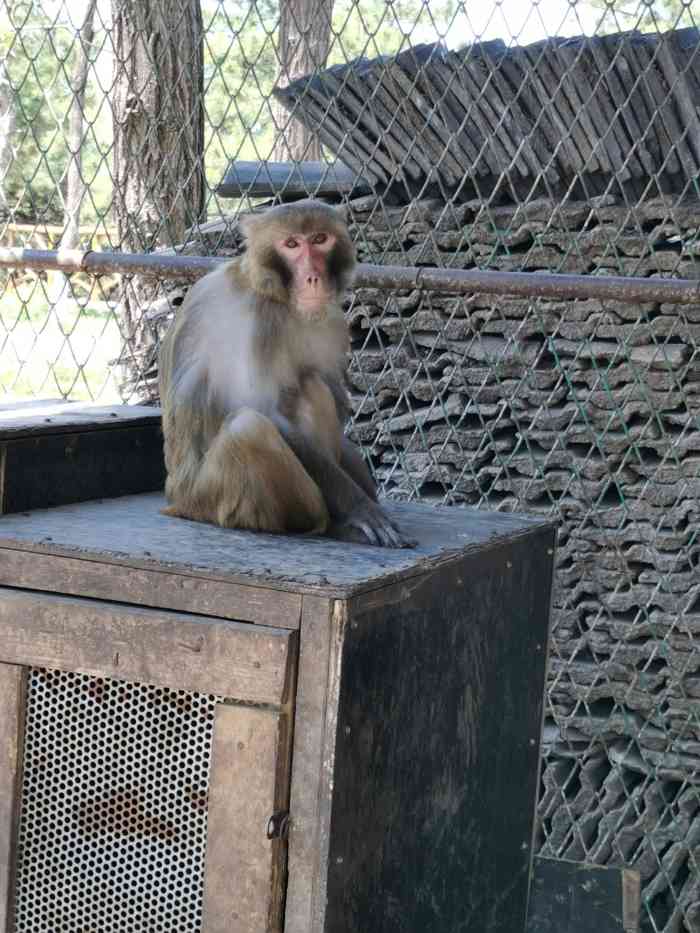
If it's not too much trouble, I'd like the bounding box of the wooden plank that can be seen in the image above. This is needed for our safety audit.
[274,86,384,186]
[0,548,301,628]
[656,33,700,169]
[625,37,679,172]
[604,35,663,169]
[566,41,640,178]
[478,44,556,181]
[440,54,506,172]
[323,527,556,933]
[0,397,65,413]
[315,69,401,181]
[413,61,488,175]
[0,402,160,439]
[633,39,695,178]
[383,61,460,185]
[354,69,429,179]
[526,857,641,933]
[495,51,563,167]
[1,425,165,514]
[458,49,531,176]
[0,589,296,705]
[201,703,292,933]
[342,66,425,180]
[592,37,654,175]
[0,492,555,597]
[394,48,476,177]
[0,664,25,933]
[216,160,370,199]
[284,596,338,933]
[552,42,605,173]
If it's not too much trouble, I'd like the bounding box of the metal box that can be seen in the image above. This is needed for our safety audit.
[0,407,555,933]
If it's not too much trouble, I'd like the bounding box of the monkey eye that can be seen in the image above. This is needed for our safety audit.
[284,237,299,249]
[311,233,328,245]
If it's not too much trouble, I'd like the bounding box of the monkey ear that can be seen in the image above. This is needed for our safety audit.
[330,202,349,224]
[239,212,262,243]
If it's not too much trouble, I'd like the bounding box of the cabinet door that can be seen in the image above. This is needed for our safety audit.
[203,704,292,933]
[0,589,296,933]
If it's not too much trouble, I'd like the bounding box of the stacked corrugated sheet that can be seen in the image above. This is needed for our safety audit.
[273,28,700,199]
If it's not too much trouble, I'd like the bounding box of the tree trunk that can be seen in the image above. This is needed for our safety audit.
[272,0,334,162]
[60,0,98,251]
[111,0,205,401]
[0,59,16,212]
[48,0,99,319]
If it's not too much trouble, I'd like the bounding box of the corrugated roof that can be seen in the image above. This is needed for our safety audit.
[273,28,700,202]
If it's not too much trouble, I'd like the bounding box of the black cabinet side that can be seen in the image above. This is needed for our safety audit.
[324,525,556,933]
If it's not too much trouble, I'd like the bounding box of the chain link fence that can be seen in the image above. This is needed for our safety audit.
[1,0,700,930]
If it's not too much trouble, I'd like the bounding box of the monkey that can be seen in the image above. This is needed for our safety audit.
[158,199,413,548]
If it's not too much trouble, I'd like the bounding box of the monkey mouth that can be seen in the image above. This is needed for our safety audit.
[294,294,332,320]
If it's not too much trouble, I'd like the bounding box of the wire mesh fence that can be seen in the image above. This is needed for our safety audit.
[1,0,700,930]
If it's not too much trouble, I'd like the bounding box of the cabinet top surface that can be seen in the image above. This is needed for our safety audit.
[0,491,554,595]
[0,400,159,438]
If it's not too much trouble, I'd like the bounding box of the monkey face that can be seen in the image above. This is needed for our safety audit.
[240,200,356,318]
[274,231,338,320]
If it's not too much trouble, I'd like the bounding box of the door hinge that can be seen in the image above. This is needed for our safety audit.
[266,810,290,840]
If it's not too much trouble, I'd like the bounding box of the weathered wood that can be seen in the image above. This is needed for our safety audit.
[1,425,165,514]
[202,703,292,933]
[351,68,429,179]
[0,589,295,704]
[0,398,65,412]
[0,664,24,933]
[0,547,301,628]
[0,402,164,513]
[216,160,370,199]
[526,857,641,933]
[313,69,401,181]
[0,401,160,437]
[284,595,337,933]
[274,31,700,200]
[0,478,556,931]
[0,491,553,597]
[321,526,556,933]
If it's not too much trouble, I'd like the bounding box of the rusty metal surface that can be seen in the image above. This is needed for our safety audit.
[2,247,699,305]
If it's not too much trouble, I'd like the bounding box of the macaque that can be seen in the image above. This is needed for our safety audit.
[159,199,412,548]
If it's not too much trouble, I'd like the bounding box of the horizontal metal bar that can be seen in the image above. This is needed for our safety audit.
[0,248,222,280]
[1,246,699,305]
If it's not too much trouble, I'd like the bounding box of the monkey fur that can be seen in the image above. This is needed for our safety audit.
[159,199,412,548]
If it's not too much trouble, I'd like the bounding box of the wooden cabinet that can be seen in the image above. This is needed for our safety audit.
[0,405,556,933]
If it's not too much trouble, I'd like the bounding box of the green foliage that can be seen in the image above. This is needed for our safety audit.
[0,0,113,226]
[201,0,465,193]
[586,0,696,33]
[202,0,280,194]
[1,0,697,229]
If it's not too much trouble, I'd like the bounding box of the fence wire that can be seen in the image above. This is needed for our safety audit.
[1,1,700,931]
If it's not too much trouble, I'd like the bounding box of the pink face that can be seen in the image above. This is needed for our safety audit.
[275,231,337,319]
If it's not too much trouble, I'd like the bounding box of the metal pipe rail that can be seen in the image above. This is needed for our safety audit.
[2,246,700,305]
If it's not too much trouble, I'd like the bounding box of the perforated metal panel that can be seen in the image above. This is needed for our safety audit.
[13,668,223,933]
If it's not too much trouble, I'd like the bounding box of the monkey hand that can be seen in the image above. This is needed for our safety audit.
[332,500,416,549]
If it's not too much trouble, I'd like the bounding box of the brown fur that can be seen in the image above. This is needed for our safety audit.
[159,201,411,547]
[160,201,351,535]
